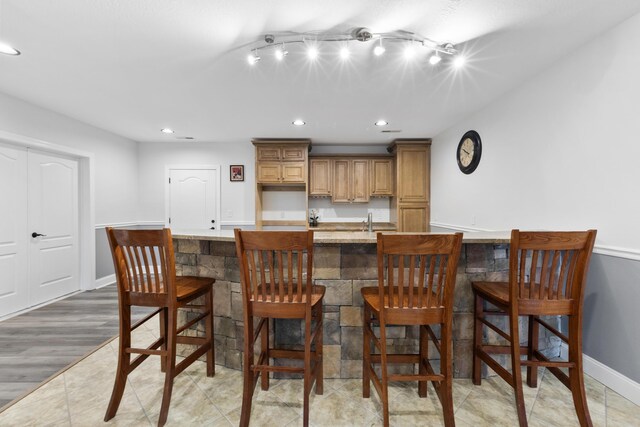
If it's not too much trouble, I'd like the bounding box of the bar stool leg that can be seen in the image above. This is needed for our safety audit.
[362,304,371,398]
[509,312,527,427]
[440,321,455,427]
[418,325,428,397]
[526,315,539,387]
[104,305,132,421]
[568,317,593,427]
[260,317,269,391]
[158,307,178,427]
[379,323,390,427]
[159,308,168,373]
[315,302,323,395]
[472,292,483,385]
[205,289,215,377]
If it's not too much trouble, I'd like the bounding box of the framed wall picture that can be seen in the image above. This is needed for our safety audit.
[230,165,244,181]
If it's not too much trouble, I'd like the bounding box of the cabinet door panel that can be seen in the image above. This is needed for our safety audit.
[399,205,428,232]
[281,146,305,161]
[257,163,281,183]
[397,147,428,203]
[351,159,370,203]
[281,163,305,182]
[257,146,281,161]
[370,159,393,196]
[309,159,331,195]
[332,160,350,203]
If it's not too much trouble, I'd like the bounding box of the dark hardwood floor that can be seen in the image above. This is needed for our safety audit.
[0,285,152,409]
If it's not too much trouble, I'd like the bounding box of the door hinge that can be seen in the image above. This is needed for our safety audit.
[169,217,171,224]
[169,177,171,184]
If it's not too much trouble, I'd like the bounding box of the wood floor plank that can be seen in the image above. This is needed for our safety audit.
[0,284,152,410]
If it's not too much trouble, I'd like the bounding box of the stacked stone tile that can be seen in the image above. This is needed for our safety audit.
[174,239,560,379]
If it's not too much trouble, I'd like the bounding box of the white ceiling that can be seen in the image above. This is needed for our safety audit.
[0,0,639,145]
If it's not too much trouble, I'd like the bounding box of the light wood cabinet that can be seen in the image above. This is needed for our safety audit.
[257,162,306,183]
[310,156,393,200]
[398,205,429,232]
[253,139,310,230]
[331,159,369,203]
[257,145,306,162]
[309,159,331,196]
[370,158,394,196]
[390,140,431,232]
[255,142,308,184]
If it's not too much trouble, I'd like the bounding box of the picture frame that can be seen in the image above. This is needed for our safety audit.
[230,165,244,181]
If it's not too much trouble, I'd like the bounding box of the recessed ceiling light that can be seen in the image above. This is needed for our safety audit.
[161,128,174,134]
[375,120,388,126]
[0,42,20,56]
[292,119,306,126]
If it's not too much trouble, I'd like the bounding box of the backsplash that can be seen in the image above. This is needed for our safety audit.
[308,198,391,223]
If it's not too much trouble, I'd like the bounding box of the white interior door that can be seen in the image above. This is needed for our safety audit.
[168,169,218,230]
[28,151,79,306]
[0,145,29,317]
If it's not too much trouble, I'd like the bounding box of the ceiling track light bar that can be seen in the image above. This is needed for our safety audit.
[249,27,459,56]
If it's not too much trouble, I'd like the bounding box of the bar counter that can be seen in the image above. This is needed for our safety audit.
[172,229,560,379]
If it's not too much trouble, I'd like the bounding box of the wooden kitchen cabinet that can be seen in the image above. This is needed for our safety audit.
[398,205,429,232]
[332,159,369,203]
[370,158,394,196]
[309,158,332,196]
[390,139,431,232]
[256,145,306,162]
[254,141,308,184]
[252,139,310,230]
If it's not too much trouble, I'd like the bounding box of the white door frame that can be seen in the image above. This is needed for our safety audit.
[164,165,221,228]
[0,130,95,291]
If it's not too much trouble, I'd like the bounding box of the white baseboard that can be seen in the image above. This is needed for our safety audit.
[561,343,640,405]
[95,274,116,288]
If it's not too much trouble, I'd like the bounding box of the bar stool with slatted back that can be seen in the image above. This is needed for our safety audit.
[104,227,215,427]
[362,232,463,427]
[234,229,324,427]
[472,230,597,427]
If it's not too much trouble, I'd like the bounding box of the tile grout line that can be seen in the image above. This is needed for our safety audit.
[62,371,73,426]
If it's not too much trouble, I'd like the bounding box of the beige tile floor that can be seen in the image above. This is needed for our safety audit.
[0,317,639,427]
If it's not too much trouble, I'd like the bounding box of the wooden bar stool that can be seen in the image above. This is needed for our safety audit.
[234,229,324,427]
[472,230,597,427]
[104,227,215,427]
[362,232,463,427]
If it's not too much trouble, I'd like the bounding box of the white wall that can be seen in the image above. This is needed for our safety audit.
[432,12,640,253]
[0,91,139,225]
[431,12,640,385]
[137,141,255,224]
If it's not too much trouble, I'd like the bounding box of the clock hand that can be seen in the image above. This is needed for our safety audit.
[462,149,470,155]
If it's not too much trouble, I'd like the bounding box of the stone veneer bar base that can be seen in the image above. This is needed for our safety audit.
[174,238,561,379]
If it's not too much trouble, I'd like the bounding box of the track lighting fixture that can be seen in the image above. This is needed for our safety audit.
[245,27,462,68]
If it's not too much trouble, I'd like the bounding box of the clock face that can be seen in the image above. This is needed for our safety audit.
[457,130,482,174]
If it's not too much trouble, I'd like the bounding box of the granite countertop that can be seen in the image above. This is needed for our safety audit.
[310,222,396,232]
[171,229,511,244]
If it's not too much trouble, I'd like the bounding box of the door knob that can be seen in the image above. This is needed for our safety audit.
[211,220,215,223]
[210,227,216,230]
[31,232,46,238]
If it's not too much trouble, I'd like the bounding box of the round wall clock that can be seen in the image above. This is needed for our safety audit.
[456,130,482,174]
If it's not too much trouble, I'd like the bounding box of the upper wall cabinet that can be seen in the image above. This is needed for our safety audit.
[309,156,394,201]
[332,159,369,203]
[370,158,394,196]
[309,158,332,196]
[254,141,309,184]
